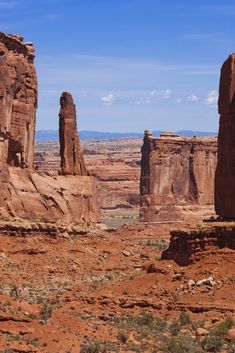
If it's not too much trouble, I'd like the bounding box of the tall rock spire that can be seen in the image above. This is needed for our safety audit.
[59,92,87,175]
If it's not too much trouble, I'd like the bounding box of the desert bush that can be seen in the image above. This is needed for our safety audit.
[179,311,191,326]
[202,317,233,352]
[80,340,110,353]
[202,334,224,352]
[168,319,181,336]
[161,334,203,353]
[9,283,18,299]
[40,302,53,322]
[117,330,128,343]
[227,342,235,353]
[214,317,233,336]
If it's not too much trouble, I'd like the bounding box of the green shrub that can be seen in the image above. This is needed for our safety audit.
[214,317,233,336]
[80,340,100,353]
[168,320,181,336]
[202,334,224,352]
[202,317,233,352]
[179,311,191,326]
[117,330,128,343]
[161,334,203,353]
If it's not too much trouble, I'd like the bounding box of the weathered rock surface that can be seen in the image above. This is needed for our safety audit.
[215,53,235,217]
[0,32,37,169]
[0,167,99,223]
[140,131,217,221]
[0,32,100,223]
[162,222,235,265]
[59,92,87,175]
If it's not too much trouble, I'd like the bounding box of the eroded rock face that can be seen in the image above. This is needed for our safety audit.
[140,131,217,221]
[0,32,100,223]
[215,53,235,218]
[162,223,235,265]
[59,92,87,175]
[0,168,99,223]
[0,32,37,169]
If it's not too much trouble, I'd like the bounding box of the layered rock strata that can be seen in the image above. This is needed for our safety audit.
[0,32,37,169]
[215,53,235,218]
[0,33,100,223]
[59,92,87,175]
[140,131,217,221]
[162,223,235,265]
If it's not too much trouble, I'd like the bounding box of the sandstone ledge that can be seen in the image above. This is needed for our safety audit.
[0,219,103,238]
[161,222,235,265]
[0,167,100,223]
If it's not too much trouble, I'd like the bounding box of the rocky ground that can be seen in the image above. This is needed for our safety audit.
[0,219,234,352]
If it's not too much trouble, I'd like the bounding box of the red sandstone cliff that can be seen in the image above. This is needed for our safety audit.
[140,131,217,221]
[0,32,100,223]
[0,32,37,169]
[215,53,235,218]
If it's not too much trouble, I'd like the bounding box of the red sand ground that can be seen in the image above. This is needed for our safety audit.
[0,221,233,352]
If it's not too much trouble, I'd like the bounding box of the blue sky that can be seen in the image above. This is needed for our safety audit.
[0,0,234,132]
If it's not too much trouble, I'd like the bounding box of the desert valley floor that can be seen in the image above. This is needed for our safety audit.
[0,138,230,352]
[0,220,234,352]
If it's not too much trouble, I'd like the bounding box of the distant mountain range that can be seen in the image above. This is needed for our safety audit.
[35,130,217,141]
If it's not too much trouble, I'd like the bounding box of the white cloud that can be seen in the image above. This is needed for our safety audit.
[101,93,116,106]
[186,94,199,102]
[204,90,218,106]
[133,89,172,105]
[150,89,172,100]
[132,89,172,105]
[176,99,181,104]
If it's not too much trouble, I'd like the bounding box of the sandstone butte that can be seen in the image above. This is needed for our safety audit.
[0,32,100,223]
[162,53,235,266]
[140,130,217,221]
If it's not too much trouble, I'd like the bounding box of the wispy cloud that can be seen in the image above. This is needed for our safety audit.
[183,32,233,46]
[204,90,218,107]
[186,94,199,102]
[133,89,172,105]
[179,69,218,76]
[101,93,116,106]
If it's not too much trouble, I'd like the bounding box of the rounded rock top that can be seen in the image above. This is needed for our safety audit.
[160,131,180,138]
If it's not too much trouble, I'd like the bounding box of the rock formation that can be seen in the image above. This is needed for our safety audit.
[0,32,100,223]
[140,131,217,221]
[0,32,37,169]
[59,92,87,175]
[215,53,235,218]
[34,138,141,212]
[161,54,235,265]
[162,222,235,265]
